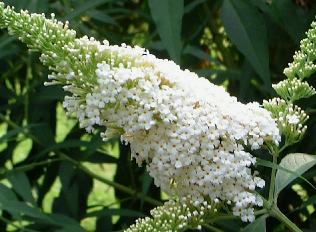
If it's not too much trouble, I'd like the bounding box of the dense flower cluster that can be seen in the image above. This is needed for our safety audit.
[61,37,281,221]
[0,3,281,222]
[61,37,280,222]
[125,198,215,232]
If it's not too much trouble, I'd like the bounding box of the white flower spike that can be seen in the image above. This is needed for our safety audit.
[0,3,280,222]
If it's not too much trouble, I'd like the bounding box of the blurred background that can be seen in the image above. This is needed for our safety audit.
[0,0,316,231]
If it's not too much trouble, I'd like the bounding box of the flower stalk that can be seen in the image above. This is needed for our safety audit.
[268,153,278,205]
[270,206,302,232]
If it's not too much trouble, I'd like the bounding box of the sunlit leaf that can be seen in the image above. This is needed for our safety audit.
[149,0,183,64]
[275,153,316,198]
[0,201,51,221]
[256,158,316,191]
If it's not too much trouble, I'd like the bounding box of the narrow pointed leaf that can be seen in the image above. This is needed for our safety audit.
[149,0,183,64]
[6,171,36,205]
[221,0,270,87]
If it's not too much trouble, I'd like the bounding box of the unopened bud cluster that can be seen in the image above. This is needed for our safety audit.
[0,3,281,224]
[125,198,214,232]
[284,21,316,79]
[266,20,316,148]
[272,78,316,102]
[263,98,308,145]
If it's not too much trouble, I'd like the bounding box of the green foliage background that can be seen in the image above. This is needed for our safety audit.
[0,0,316,231]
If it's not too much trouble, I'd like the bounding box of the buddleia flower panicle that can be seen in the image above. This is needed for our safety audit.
[268,20,316,148]
[284,21,316,79]
[263,98,308,146]
[0,3,281,222]
[125,198,216,232]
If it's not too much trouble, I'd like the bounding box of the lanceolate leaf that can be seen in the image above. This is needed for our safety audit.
[0,201,85,231]
[275,153,316,198]
[6,171,36,206]
[0,184,18,202]
[0,201,52,221]
[270,0,312,44]
[148,0,183,64]
[87,208,145,218]
[221,0,270,87]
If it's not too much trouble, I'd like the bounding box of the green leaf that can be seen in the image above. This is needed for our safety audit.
[87,10,118,26]
[96,215,112,232]
[0,184,20,219]
[148,0,183,64]
[6,171,36,205]
[0,201,52,222]
[239,61,254,101]
[87,208,145,218]
[64,0,113,21]
[0,123,40,144]
[275,153,316,198]
[242,214,267,232]
[0,34,16,49]
[49,214,85,232]
[270,0,313,44]
[37,163,59,204]
[35,85,65,101]
[250,0,313,44]
[293,195,316,212]
[256,158,316,191]
[184,0,206,14]
[0,184,18,202]
[221,0,270,87]
[39,140,91,154]
[183,45,221,65]
[26,0,49,12]
[82,151,117,163]
[0,128,21,143]
[140,172,153,209]
[54,161,79,218]
[0,200,84,230]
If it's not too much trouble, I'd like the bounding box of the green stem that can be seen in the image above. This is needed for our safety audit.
[261,195,302,232]
[206,214,237,224]
[24,55,32,124]
[270,206,302,232]
[59,153,162,206]
[0,113,41,144]
[254,209,268,216]
[268,153,278,204]
[1,158,62,177]
[0,113,162,207]
[203,224,224,232]
[0,216,40,232]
